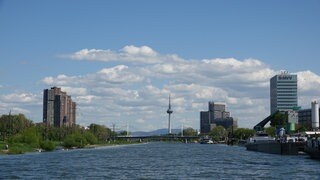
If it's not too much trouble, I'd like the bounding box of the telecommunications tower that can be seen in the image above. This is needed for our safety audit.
[167,95,173,134]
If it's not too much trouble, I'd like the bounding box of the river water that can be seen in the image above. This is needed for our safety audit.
[0,142,319,179]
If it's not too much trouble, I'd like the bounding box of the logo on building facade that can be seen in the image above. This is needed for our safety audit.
[278,76,293,80]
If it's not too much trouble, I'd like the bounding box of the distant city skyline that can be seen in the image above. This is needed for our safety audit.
[1,1,320,131]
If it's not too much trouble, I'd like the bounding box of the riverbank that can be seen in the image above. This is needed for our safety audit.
[0,140,142,155]
[0,141,35,155]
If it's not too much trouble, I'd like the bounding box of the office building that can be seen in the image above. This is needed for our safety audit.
[298,109,312,129]
[298,102,320,130]
[200,102,237,134]
[43,87,76,127]
[270,72,298,115]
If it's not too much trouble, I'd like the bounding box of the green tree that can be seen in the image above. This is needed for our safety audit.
[118,131,129,136]
[182,127,197,136]
[296,125,308,132]
[88,124,112,142]
[63,133,87,148]
[83,131,98,145]
[0,113,33,140]
[209,126,227,142]
[265,126,276,137]
[233,128,255,140]
[9,126,41,147]
[270,112,287,127]
[43,125,84,141]
[40,140,56,151]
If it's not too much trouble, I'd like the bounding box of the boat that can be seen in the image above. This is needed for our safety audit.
[245,131,306,155]
[304,131,320,159]
[200,136,214,144]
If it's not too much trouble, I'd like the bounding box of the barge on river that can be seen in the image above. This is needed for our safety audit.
[245,132,306,155]
[304,131,320,159]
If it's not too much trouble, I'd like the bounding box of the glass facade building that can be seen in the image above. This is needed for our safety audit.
[270,73,298,115]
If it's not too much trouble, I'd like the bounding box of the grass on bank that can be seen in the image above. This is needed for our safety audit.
[0,139,141,155]
[0,140,61,154]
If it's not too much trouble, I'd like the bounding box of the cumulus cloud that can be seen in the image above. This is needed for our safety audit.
[61,45,182,64]
[41,65,144,87]
[198,58,275,85]
[97,65,143,83]
[5,45,320,131]
[1,93,39,103]
[49,46,320,130]
[0,92,43,122]
[74,95,99,105]
[60,87,87,96]
[10,107,31,114]
[296,71,320,108]
[70,49,117,61]
[297,71,320,93]
[122,45,157,56]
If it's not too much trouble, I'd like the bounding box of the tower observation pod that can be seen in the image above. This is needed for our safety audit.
[167,95,173,134]
[311,101,319,130]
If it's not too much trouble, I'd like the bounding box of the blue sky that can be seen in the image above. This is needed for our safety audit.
[1,1,320,131]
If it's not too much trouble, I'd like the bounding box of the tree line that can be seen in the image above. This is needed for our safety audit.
[2,113,289,153]
[207,126,255,143]
[0,113,117,153]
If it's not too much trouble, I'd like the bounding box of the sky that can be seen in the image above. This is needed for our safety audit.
[1,0,320,132]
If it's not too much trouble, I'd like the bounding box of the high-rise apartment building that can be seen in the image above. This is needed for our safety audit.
[43,87,76,127]
[270,72,298,115]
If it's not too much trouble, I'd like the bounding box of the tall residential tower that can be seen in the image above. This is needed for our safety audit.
[43,87,76,127]
[270,72,298,114]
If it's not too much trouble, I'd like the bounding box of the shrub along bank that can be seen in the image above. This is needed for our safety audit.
[0,114,122,154]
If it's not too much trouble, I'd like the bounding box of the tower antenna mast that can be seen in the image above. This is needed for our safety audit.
[167,95,173,134]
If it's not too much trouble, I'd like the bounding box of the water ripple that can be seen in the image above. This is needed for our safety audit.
[0,142,320,179]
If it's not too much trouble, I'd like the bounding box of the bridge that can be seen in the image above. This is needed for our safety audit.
[253,110,289,131]
[254,113,274,131]
[116,135,200,142]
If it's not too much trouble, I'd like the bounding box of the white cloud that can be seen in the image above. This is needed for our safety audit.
[5,45,320,131]
[298,71,320,94]
[296,71,320,108]
[121,45,157,56]
[0,92,42,122]
[136,118,146,124]
[71,49,117,61]
[41,65,144,87]
[11,107,31,114]
[74,95,99,104]
[61,45,182,64]
[1,93,38,103]
[97,65,143,83]
[42,74,79,86]
[199,58,275,85]
[60,87,87,96]
[52,47,320,130]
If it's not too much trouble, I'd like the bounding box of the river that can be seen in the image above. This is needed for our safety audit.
[0,142,319,179]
